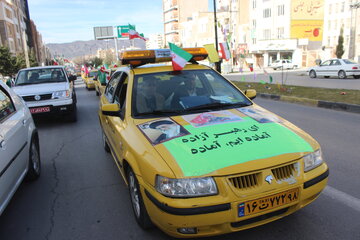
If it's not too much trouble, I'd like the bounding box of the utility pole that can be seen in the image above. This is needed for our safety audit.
[349,2,360,60]
[213,0,221,73]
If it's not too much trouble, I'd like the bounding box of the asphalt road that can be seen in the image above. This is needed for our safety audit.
[224,69,360,90]
[0,79,359,240]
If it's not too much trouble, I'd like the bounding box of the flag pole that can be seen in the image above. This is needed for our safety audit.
[213,0,221,73]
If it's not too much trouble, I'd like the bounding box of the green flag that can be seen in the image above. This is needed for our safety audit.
[269,75,273,83]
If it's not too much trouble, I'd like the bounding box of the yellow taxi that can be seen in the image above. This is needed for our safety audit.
[82,70,97,90]
[98,48,329,238]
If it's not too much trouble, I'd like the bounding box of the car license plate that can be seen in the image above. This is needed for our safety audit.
[238,188,299,217]
[30,106,50,114]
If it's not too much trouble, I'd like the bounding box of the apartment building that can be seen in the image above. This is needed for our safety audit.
[163,0,209,46]
[146,33,164,49]
[0,0,27,54]
[322,0,360,61]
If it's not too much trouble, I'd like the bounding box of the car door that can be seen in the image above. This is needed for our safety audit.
[101,72,123,149]
[328,60,341,76]
[0,86,28,209]
[106,72,128,163]
[317,60,332,76]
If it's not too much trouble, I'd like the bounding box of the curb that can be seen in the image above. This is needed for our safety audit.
[258,93,360,114]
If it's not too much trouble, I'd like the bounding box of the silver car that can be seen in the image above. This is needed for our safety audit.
[0,81,40,215]
[308,59,360,79]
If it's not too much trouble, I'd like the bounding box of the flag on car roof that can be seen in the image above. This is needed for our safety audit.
[219,42,230,61]
[128,24,147,41]
[169,43,193,71]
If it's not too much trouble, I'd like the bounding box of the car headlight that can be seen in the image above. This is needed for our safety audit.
[303,149,323,172]
[155,175,218,198]
[52,90,70,99]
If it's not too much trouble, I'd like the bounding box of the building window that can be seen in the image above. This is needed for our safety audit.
[328,20,331,30]
[5,9,12,19]
[263,29,271,40]
[277,27,284,39]
[252,19,256,28]
[252,38,257,44]
[278,5,284,16]
[328,37,331,46]
[341,2,345,12]
[334,20,337,30]
[329,4,332,14]
[263,8,271,18]
[252,0,256,9]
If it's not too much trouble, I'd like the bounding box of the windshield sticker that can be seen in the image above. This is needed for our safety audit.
[138,118,190,145]
[163,117,313,176]
[182,110,244,128]
[237,107,283,123]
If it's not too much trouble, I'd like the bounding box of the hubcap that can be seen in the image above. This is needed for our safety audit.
[339,72,345,78]
[129,172,141,218]
[31,143,40,173]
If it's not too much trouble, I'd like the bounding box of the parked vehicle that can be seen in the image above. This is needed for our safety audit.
[270,59,297,70]
[307,58,360,79]
[11,66,77,122]
[0,81,40,215]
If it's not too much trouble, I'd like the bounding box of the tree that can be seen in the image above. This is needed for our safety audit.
[336,27,345,59]
[91,56,103,67]
[28,48,38,67]
[0,46,18,76]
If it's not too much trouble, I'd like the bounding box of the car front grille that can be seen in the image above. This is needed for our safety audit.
[228,173,260,190]
[22,94,52,102]
[271,163,296,181]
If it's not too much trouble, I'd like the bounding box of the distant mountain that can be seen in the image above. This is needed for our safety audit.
[46,39,146,59]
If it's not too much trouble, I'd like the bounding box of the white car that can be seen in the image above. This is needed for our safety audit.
[12,66,78,121]
[308,59,360,79]
[0,81,40,215]
[270,59,297,70]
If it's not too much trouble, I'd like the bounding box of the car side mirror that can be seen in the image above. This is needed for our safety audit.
[69,75,77,81]
[101,103,121,116]
[244,89,256,100]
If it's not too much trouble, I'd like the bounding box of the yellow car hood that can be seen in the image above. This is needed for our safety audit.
[135,106,318,178]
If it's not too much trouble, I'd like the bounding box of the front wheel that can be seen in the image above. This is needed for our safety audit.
[338,70,347,79]
[354,75,360,79]
[309,70,317,78]
[127,168,153,230]
[26,137,41,181]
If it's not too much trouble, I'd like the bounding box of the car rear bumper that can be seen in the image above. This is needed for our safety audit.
[142,165,329,238]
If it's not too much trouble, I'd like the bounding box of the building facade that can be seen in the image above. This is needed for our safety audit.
[163,0,209,46]
[146,33,164,49]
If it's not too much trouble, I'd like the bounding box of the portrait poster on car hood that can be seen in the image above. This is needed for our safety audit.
[138,118,190,145]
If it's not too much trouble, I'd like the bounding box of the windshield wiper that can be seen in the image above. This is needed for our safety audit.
[137,109,186,116]
[186,102,251,111]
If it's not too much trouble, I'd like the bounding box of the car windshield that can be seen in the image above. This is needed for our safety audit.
[14,68,67,86]
[133,69,252,117]
[343,59,357,64]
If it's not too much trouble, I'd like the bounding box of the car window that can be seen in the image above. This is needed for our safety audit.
[343,59,357,64]
[105,72,122,103]
[0,87,16,122]
[114,73,128,119]
[132,69,252,116]
[15,68,67,86]
[330,60,341,66]
[320,60,331,66]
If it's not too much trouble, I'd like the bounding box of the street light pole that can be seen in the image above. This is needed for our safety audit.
[213,0,221,73]
[349,2,360,60]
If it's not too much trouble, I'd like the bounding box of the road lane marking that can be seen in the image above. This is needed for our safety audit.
[323,186,360,212]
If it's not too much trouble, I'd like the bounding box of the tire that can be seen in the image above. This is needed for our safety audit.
[309,70,317,78]
[324,76,330,78]
[354,75,360,79]
[102,131,110,153]
[338,70,347,79]
[26,137,41,181]
[127,168,153,230]
[67,104,77,122]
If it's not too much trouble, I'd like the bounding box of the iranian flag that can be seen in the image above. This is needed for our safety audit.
[128,24,146,41]
[219,42,231,61]
[169,43,193,71]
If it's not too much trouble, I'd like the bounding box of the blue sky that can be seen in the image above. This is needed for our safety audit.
[28,0,164,44]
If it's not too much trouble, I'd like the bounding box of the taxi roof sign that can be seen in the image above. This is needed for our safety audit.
[120,48,208,67]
